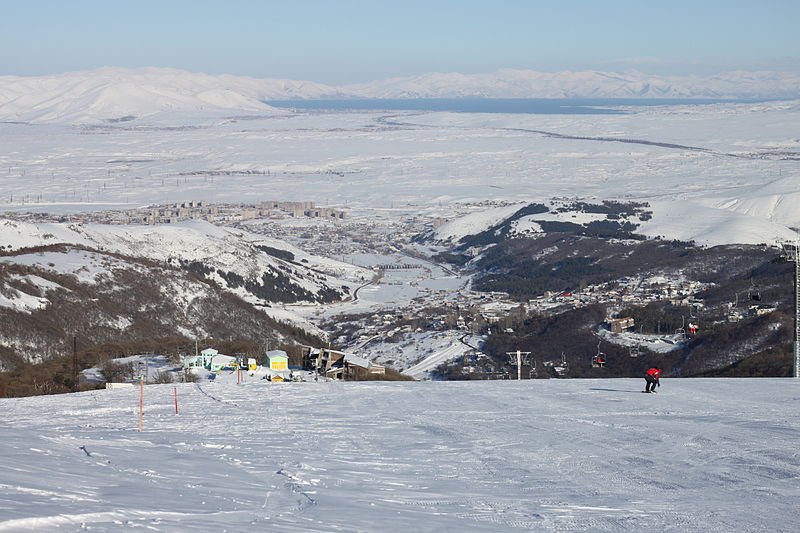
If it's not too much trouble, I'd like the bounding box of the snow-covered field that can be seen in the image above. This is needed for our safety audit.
[2,98,799,246]
[1,379,798,532]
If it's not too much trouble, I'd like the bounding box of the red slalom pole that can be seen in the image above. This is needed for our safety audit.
[173,386,178,415]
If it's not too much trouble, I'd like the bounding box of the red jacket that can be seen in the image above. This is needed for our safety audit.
[646,368,661,379]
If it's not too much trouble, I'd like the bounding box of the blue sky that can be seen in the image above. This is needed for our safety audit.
[1,0,798,82]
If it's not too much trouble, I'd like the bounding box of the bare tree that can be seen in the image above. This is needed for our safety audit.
[100,361,135,383]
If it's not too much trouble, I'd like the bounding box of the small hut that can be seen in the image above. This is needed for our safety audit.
[266,350,289,371]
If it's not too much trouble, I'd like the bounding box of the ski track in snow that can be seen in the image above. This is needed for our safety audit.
[1,379,799,532]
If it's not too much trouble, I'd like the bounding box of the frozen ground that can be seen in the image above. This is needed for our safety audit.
[1,379,798,532]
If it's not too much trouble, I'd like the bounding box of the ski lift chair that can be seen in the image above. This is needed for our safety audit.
[629,344,641,358]
[592,342,605,368]
[749,279,761,302]
[592,353,606,368]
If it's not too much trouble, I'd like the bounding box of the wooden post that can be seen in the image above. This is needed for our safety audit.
[138,379,144,432]
[173,386,178,415]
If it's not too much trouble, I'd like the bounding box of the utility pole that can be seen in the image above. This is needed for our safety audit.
[783,240,800,378]
[506,350,531,381]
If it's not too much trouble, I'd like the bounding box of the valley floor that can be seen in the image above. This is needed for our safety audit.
[1,378,798,532]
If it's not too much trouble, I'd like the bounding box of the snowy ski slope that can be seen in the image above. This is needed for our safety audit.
[1,378,798,532]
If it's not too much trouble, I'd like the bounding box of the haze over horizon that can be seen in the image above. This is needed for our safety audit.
[2,0,799,84]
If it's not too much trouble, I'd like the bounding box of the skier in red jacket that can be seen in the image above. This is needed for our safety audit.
[645,367,662,393]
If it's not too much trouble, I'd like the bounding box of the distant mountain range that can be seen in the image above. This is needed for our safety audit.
[1,67,799,123]
[345,68,800,100]
[0,67,345,123]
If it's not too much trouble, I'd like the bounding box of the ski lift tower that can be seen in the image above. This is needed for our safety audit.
[506,350,532,381]
[782,239,800,378]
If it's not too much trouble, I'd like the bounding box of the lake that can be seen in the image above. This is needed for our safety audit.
[265,97,762,115]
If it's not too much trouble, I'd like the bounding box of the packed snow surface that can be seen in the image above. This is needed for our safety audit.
[1,379,798,532]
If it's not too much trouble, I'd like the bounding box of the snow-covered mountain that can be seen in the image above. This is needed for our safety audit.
[0,246,293,367]
[0,67,344,123]
[0,218,368,307]
[345,68,800,99]
[0,218,375,366]
[2,67,799,124]
[428,200,799,248]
